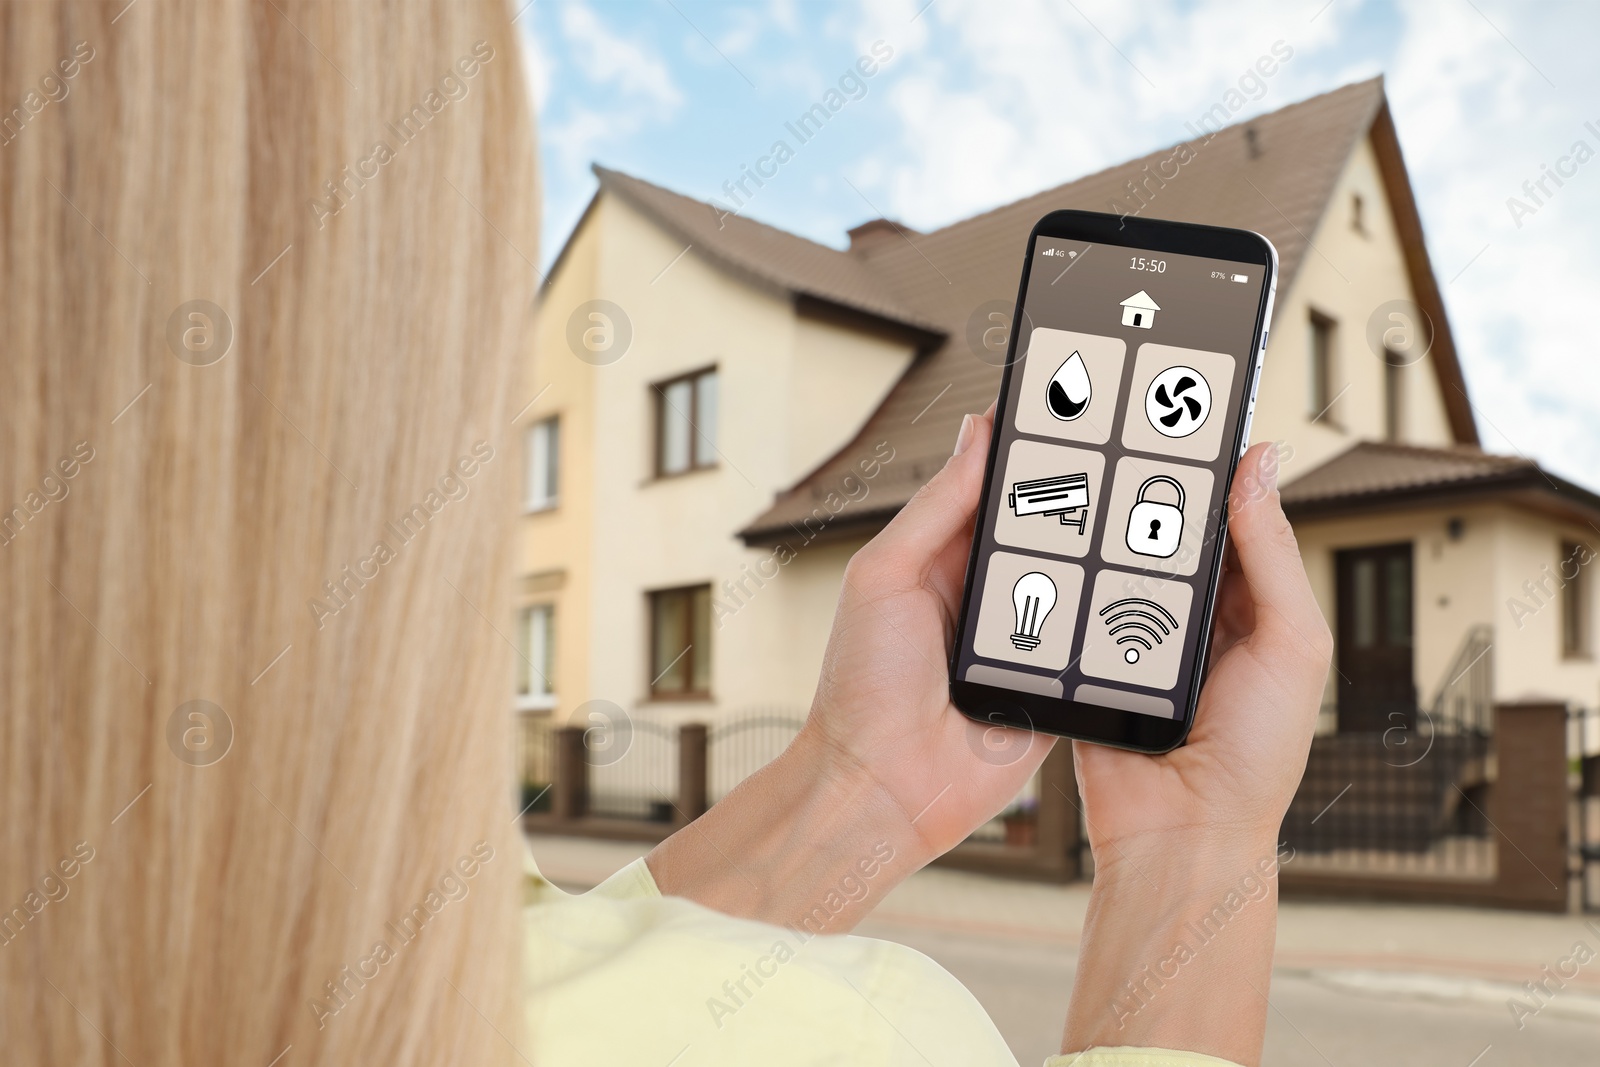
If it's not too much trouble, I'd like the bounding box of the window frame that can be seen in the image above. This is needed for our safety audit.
[647,583,712,700]
[1383,349,1405,443]
[1308,308,1340,427]
[1562,540,1591,660]
[515,602,557,711]
[524,415,560,513]
[652,366,719,479]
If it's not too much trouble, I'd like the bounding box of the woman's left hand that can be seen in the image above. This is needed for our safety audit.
[647,406,1047,928]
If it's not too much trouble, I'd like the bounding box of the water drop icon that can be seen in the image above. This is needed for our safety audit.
[1046,351,1091,421]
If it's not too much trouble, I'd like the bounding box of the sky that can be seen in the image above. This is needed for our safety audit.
[517,0,1600,490]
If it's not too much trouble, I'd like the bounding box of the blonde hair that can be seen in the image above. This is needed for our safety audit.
[1,2,537,1063]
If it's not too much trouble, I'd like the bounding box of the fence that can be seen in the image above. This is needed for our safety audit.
[589,719,679,822]
[1281,626,1494,881]
[520,694,1589,909]
[1573,704,1600,913]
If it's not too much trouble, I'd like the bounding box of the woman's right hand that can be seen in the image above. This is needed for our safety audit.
[1063,442,1332,1066]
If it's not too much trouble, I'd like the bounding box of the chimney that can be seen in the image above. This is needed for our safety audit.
[848,217,916,252]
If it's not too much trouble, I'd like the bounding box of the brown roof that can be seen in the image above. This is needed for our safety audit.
[546,79,1482,544]
[1279,441,1600,523]
[591,165,945,336]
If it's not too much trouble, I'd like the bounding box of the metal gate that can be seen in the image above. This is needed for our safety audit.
[1572,705,1600,912]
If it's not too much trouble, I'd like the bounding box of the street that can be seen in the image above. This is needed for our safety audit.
[864,915,1600,1067]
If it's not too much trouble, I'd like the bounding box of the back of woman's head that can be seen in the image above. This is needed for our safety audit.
[1,2,537,1062]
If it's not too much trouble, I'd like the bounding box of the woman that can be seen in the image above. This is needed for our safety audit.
[2,3,1329,1065]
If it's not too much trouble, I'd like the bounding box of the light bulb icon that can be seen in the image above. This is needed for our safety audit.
[1010,571,1057,651]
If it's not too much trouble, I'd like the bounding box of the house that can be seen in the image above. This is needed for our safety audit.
[518,78,1600,759]
[1119,290,1160,329]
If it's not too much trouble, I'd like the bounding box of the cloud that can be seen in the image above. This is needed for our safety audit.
[1382,0,1600,484]
[862,0,1348,226]
[558,0,684,113]
[858,0,1600,486]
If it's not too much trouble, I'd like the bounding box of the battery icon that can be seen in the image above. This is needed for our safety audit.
[1230,273,1249,283]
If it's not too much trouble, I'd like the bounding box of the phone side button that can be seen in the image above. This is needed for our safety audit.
[1239,404,1256,455]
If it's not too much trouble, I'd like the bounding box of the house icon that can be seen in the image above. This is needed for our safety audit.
[1121,290,1160,329]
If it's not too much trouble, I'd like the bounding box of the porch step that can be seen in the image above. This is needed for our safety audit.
[1282,732,1490,854]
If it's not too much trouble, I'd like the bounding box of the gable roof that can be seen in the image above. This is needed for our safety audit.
[582,165,945,336]
[729,77,1479,543]
[539,78,1483,544]
[1280,441,1600,525]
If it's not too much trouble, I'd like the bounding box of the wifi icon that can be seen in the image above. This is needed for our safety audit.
[1097,596,1180,664]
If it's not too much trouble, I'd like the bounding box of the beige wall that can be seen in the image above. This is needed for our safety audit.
[1294,503,1600,728]
[786,314,913,482]
[1254,135,1458,482]
[1491,510,1600,707]
[518,203,600,721]
[538,193,916,724]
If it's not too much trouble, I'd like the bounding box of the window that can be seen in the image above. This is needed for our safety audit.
[516,604,556,710]
[1351,192,1367,235]
[1308,310,1338,424]
[649,585,711,698]
[524,416,559,511]
[1562,541,1590,659]
[1384,351,1404,442]
[654,367,718,477]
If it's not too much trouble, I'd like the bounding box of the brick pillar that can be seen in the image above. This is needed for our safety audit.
[552,725,589,821]
[677,722,709,824]
[1490,702,1568,911]
[1036,739,1083,880]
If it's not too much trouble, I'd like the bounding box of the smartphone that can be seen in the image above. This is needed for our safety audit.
[949,209,1277,753]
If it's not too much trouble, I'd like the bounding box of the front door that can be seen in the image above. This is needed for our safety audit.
[1335,542,1416,733]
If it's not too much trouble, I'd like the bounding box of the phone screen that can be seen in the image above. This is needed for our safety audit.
[951,219,1273,748]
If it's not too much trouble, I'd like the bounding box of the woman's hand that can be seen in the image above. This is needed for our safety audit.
[1074,439,1331,864]
[647,407,1049,929]
[1063,441,1331,1066]
[800,404,1053,859]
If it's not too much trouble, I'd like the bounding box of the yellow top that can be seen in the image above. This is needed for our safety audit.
[524,851,1243,1067]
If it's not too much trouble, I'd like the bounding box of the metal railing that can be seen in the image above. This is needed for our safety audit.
[1431,624,1494,735]
[517,712,555,815]
[588,719,679,822]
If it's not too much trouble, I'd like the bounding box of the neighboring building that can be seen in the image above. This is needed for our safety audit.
[519,77,1600,746]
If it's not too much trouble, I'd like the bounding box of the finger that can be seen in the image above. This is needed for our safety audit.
[1226,443,1331,668]
[1207,564,1253,661]
[854,408,993,593]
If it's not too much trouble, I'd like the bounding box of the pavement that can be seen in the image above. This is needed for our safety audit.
[526,833,1600,1067]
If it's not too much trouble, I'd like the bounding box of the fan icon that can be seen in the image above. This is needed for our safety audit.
[1144,365,1212,438]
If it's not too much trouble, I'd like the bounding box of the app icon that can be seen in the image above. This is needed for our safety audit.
[1015,329,1126,445]
[1125,475,1185,558]
[1098,595,1179,665]
[1009,472,1090,534]
[1120,290,1160,329]
[1097,457,1214,577]
[973,552,1085,671]
[1046,351,1092,420]
[1009,572,1057,651]
[994,440,1105,558]
[1121,344,1237,462]
[1079,569,1194,690]
[1145,365,1211,438]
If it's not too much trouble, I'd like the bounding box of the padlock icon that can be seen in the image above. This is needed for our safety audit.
[1126,475,1185,559]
